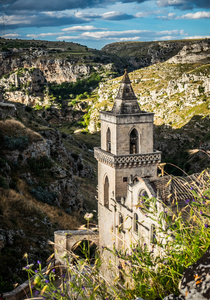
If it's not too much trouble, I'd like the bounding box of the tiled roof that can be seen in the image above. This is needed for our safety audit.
[149,172,209,204]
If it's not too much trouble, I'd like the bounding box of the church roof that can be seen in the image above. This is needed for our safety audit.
[149,172,209,205]
[111,69,141,114]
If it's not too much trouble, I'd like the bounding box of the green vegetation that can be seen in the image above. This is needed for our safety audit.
[30,186,57,205]
[27,155,53,175]
[25,171,210,299]
[0,176,9,189]
[3,135,29,150]
[49,72,101,102]
[94,62,210,131]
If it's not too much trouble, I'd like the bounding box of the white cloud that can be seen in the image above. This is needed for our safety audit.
[159,35,175,40]
[81,30,149,39]
[101,11,122,18]
[75,10,134,21]
[62,25,98,32]
[0,15,31,25]
[157,12,176,19]
[42,11,70,18]
[157,0,210,9]
[27,32,60,38]
[135,12,148,17]
[75,11,98,21]
[158,10,210,20]
[115,37,141,41]
[56,35,80,40]
[2,33,20,38]
[81,29,184,39]
[184,35,210,39]
[157,0,185,6]
[155,29,181,35]
[181,11,210,19]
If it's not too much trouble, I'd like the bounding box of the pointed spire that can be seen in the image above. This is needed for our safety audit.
[111,70,141,114]
[115,69,137,101]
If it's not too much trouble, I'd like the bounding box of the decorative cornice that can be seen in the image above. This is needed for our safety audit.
[94,147,161,168]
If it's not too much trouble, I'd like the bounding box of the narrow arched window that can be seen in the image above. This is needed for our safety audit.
[106,128,111,152]
[134,213,138,233]
[138,190,150,209]
[104,176,109,208]
[130,128,138,154]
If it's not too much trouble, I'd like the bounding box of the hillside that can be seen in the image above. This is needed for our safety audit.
[86,46,210,173]
[89,62,210,130]
[102,39,210,69]
[0,103,98,291]
[0,37,210,291]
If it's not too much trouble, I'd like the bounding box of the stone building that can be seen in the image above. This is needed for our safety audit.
[94,70,208,279]
[94,70,162,277]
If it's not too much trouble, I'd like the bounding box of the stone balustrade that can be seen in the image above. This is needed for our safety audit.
[94,147,161,168]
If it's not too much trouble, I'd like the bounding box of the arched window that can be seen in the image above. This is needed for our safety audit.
[134,213,138,233]
[130,128,138,154]
[106,128,111,152]
[104,176,109,208]
[138,190,150,209]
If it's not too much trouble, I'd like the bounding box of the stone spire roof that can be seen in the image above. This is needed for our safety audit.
[111,69,141,114]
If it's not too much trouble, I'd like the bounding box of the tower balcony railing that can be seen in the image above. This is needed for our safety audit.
[94,147,161,168]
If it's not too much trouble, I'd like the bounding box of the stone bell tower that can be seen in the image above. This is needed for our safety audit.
[94,70,161,255]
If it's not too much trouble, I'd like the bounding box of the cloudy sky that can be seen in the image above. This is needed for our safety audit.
[0,0,210,49]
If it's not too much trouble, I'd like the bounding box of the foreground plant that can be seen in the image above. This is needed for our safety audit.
[25,172,210,300]
[105,171,210,299]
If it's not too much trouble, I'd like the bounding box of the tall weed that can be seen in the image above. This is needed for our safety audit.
[25,172,210,299]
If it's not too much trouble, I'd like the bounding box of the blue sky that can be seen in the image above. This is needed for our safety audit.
[0,0,210,49]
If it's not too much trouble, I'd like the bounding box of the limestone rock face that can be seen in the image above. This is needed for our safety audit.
[168,41,210,64]
[163,247,210,300]
[180,246,210,300]
[163,295,185,300]
[93,58,210,133]
[102,40,210,69]
[0,123,94,215]
[0,229,7,250]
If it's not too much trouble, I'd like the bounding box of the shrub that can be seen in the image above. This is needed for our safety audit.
[25,106,33,112]
[34,104,43,110]
[0,158,6,169]
[27,156,53,175]
[3,135,29,150]
[0,176,9,189]
[71,152,79,161]
[30,186,57,204]
[77,163,83,171]
[25,172,210,300]
[198,85,205,94]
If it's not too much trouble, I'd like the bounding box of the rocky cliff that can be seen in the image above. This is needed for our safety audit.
[0,57,115,108]
[102,39,210,69]
[0,102,97,291]
[0,37,210,290]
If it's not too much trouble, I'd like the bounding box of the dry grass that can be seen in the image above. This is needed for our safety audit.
[0,180,82,230]
[0,119,43,142]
